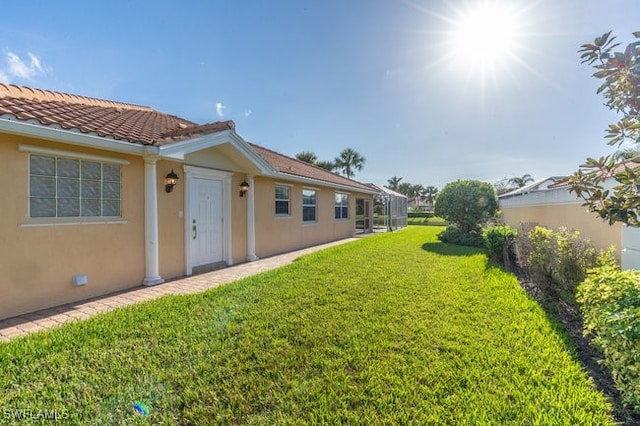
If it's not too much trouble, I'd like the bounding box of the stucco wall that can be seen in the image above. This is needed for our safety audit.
[1,135,374,320]
[501,202,622,256]
[157,160,187,280]
[0,136,147,320]
[253,177,369,258]
[231,173,249,263]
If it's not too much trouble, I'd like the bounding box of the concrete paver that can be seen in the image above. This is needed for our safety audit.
[0,238,357,342]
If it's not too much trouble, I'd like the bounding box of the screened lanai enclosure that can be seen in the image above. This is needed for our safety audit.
[366,184,408,232]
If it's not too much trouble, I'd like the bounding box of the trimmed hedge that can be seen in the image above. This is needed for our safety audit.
[577,266,640,410]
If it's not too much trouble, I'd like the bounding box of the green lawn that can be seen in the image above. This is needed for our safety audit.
[0,227,614,424]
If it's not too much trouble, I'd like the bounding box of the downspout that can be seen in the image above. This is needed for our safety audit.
[143,155,164,285]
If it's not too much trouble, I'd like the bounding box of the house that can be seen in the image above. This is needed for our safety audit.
[498,174,640,270]
[0,84,378,320]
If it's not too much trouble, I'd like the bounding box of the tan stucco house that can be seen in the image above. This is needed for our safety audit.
[0,84,378,320]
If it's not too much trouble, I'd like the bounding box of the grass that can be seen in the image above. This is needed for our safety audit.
[0,226,614,424]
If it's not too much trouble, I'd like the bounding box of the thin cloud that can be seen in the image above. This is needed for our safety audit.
[242,109,252,117]
[215,102,226,117]
[2,51,45,81]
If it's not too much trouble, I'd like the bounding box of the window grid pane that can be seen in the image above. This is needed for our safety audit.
[275,200,289,215]
[335,193,349,219]
[29,154,121,218]
[303,189,317,222]
[275,186,290,215]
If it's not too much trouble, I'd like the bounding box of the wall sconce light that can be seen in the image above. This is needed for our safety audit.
[165,169,179,193]
[239,179,250,197]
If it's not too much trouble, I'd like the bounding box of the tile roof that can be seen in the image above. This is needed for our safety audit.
[0,84,377,192]
[157,121,236,145]
[0,84,196,145]
[250,143,375,192]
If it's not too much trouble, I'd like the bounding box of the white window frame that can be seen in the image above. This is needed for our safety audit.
[275,185,291,217]
[335,192,349,220]
[302,188,317,223]
[21,145,128,221]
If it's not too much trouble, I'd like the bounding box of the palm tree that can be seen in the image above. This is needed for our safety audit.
[334,148,365,179]
[315,160,337,171]
[409,184,425,209]
[509,174,534,188]
[397,182,412,196]
[295,151,318,164]
[387,176,403,191]
[423,186,438,211]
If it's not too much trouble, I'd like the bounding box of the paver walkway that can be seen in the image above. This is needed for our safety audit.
[0,238,358,342]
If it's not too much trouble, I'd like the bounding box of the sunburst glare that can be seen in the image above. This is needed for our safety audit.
[413,0,539,96]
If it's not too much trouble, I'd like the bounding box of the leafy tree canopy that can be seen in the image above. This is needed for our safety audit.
[434,180,498,234]
[334,148,365,179]
[569,31,640,226]
[509,174,534,188]
[294,151,337,172]
[295,151,318,164]
[387,176,403,191]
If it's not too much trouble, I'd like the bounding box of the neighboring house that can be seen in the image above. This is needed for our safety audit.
[498,175,640,269]
[0,84,378,320]
[407,198,428,211]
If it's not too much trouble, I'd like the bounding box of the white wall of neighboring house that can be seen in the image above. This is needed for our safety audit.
[622,226,640,270]
[499,178,640,270]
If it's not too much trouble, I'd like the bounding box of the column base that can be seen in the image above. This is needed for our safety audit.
[143,276,164,286]
[246,254,259,262]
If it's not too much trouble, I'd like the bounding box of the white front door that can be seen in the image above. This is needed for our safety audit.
[190,178,223,267]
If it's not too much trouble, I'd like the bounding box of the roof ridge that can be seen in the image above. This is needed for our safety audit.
[0,83,153,112]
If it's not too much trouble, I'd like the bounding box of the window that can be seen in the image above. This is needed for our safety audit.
[29,154,121,218]
[335,193,349,219]
[275,185,290,216]
[302,189,317,222]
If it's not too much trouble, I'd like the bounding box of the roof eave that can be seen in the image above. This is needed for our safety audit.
[0,117,148,156]
[275,171,380,194]
[159,129,274,175]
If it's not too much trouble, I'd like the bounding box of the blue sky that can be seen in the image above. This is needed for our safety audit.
[1,0,638,189]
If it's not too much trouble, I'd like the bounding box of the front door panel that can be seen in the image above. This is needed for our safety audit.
[190,178,223,267]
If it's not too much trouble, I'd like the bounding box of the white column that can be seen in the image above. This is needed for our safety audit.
[143,157,164,285]
[246,175,259,262]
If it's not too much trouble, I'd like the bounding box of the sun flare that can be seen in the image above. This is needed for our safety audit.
[441,1,528,87]
[452,4,519,66]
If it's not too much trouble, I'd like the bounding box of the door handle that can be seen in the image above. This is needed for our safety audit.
[192,220,197,240]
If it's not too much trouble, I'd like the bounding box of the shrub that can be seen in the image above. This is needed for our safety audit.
[517,226,601,305]
[553,228,597,298]
[524,226,555,282]
[408,212,434,219]
[434,180,498,234]
[577,266,640,410]
[438,225,485,247]
[483,225,517,264]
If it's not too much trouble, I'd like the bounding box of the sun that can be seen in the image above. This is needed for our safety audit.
[452,3,519,66]
[441,1,528,87]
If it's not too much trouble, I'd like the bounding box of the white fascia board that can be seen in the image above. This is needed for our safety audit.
[0,117,148,156]
[276,172,380,195]
[498,187,582,207]
[159,129,274,175]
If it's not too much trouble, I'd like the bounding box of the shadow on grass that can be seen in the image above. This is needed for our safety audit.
[421,241,485,257]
